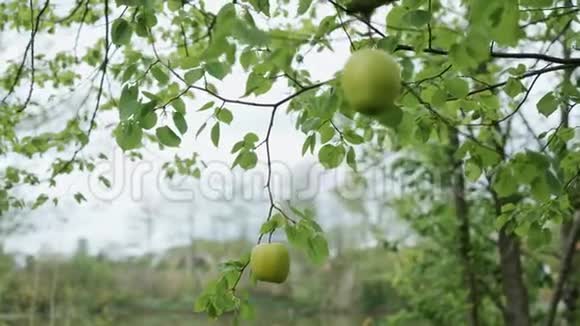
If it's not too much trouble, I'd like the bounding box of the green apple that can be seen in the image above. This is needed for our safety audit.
[341,48,401,115]
[250,243,290,284]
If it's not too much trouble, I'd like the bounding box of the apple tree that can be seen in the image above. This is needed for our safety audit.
[0,0,579,325]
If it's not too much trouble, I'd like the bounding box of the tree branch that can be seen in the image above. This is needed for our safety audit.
[465,64,574,98]
[2,0,50,109]
[51,0,110,178]
[327,1,580,66]
[160,58,330,109]
[466,65,545,126]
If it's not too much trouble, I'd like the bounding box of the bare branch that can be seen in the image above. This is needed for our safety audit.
[465,64,574,98]
[51,0,110,178]
[466,65,546,127]
[2,0,50,109]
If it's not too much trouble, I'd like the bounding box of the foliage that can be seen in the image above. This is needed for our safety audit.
[0,0,579,325]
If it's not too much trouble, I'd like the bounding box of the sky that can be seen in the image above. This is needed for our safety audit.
[0,0,578,257]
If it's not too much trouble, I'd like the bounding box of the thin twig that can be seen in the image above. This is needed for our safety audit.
[52,0,110,178]
[464,64,574,99]
[466,65,546,126]
[180,23,190,57]
[257,105,297,245]
[160,57,330,109]
[55,0,84,23]
[408,65,452,86]
[2,0,50,109]
[18,0,48,113]
[516,110,543,150]
[333,4,355,51]
[521,9,580,28]
[73,0,91,57]
[520,6,578,12]
[541,103,577,152]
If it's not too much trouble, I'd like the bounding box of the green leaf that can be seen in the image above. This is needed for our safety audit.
[491,1,520,46]
[199,101,215,111]
[307,234,329,265]
[259,214,284,234]
[234,151,258,170]
[139,110,157,130]
[151,66,170,85]
[546,170,562,195]
[119,85,140,120]
[504,78,525,98]
[376,106,403,129]
[195,122,207,138]
[537,92,558,117]
[232,19,270,46]
[298,0,313,15]
[302,134,315,156]
[231,141,245,154]
[315,15,337,38]
[445,78,469,98]
[137,11,157,28]
[217,108,234,124]
[493,166,517,198]
[508,64,527,76]
[205,61,230,80]
[172,112,188,134]
[74,192,87,204]
[115,120,143,150]
[318,144,345,169]
[346,146,357,171]
[156,126,181,147]
[211,123,220,147]
[245,72,273,96]
[98,176,111,188]
[378,36,399,53]
[111,18,133,46]
[244,133,259,144]
[240,50,258,70]
[465,159,482,181]
[344,129,364,145]
[167,0,182,11]
[403,10,431,27]
[171,97,186,114]
[531,176,551,202]
[285,224,309,250]
[184,68,204,84]
[122,64,137,82]
[32,194,49,209]
[527,225,551,249]
[318,123,335,144]
[248,0,270,16]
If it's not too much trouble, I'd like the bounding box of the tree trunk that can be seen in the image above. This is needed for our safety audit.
[449,132,480,326]
[547,210,580,326]
[498,227,531,326]
[492,192,531,326]
[558,26,579,325]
